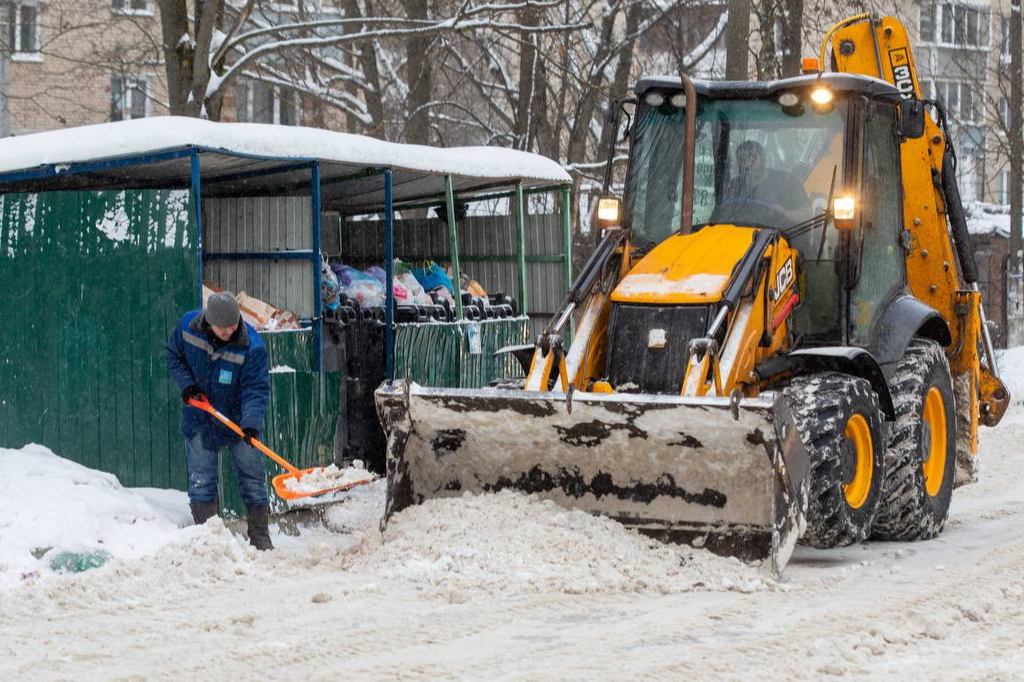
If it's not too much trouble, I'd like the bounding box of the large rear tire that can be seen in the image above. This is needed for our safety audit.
[871,338,957,540]
[783,373,886,548]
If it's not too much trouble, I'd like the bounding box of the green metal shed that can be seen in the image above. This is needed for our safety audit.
[0,116,572,513]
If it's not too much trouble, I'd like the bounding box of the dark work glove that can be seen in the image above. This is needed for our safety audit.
[242,428,259,447]
[182,385,206,404]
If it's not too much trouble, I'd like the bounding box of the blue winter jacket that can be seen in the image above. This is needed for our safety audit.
[165,310,271,449]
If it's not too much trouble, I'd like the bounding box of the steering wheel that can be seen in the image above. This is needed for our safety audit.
[712,197,789,226]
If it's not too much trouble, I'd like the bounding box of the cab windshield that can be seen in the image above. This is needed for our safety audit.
[624,93,847,247]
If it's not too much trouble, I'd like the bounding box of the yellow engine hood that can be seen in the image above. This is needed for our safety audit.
[612,224,758,304]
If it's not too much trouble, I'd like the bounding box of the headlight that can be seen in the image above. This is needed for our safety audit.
[810,86,834,107]
[597,196,621,224]
[833,195,856,228]
[778,92,800,107]
[644,92,665,107]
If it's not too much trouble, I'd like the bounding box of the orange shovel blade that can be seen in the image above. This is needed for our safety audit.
[187,396,374,501]
[271,469,376,501]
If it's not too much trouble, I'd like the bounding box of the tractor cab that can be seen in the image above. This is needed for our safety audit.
[620,74,909,349]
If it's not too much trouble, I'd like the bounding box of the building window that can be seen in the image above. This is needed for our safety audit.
[997,170,1010,205]
[110,77,149,121]
[1002,17,1020,62]
[999,96,1010,131]
[922,2,990,48]
[935,80,980,124]
[112,0,151,13]
[235,80,300,125]
[920,3,935,43]
[9,2,41,56]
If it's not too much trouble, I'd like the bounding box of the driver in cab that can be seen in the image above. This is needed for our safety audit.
[719,140,810,226]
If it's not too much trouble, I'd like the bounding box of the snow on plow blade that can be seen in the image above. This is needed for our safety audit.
[375,383,809,576]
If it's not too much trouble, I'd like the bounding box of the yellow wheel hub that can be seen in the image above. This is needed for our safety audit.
[922,386,947,497]
[843,413,874,509]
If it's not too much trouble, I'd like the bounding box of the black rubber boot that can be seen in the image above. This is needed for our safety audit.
[190,499,219,525]
[245,505,274,551]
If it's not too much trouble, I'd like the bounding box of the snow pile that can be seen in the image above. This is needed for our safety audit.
[5,520,258,617]
[140,518,251,584]
[281,461,377,494]
[348,491,779,597]
[0,444,190,589]
[321,479,386,532]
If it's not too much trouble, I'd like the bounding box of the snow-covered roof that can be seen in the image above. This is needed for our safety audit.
[0,117,571,210]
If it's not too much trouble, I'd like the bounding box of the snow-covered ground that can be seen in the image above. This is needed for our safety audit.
[3,379,1024,680]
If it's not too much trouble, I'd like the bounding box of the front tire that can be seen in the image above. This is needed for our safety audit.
[871,338,957,540]
[784,373,886,548]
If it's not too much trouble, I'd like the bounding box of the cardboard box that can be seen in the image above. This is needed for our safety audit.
[236,291,277,327]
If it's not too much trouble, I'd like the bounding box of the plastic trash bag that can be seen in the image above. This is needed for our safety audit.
[413,262,454,294]
[322,260,340,310]
[331,264,378,287]
[397,272,432,305]
[49,550,111,573]
[341,280,385,308]
[393,258,413,276]
[365,265,387,283]
[366,265,410,301]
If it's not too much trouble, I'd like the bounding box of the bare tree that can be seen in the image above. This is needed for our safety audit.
[153,0,587,123]
[1010,0,1022,345]
[726,0,750,78]
[780,0,804,76]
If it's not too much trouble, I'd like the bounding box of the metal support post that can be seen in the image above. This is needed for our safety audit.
[312,161,323,371]
[445,175,464,320]
[190,150,204,305]
[384,169,395,381]
[561,186,573,341]
[515,181,528,316]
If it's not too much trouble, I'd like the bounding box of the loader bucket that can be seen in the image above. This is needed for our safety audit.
[375,382,810,576]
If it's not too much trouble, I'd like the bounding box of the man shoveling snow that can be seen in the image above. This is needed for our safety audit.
[165,292,274,551]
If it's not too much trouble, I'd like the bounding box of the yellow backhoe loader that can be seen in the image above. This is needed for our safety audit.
[376,14,1010,575]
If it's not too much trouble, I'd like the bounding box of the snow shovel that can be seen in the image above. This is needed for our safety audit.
[187,396,374,501]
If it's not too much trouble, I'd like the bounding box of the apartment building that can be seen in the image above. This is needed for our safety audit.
[0,0,339,137]
[0,0,168,135]
[911,0,1018,205]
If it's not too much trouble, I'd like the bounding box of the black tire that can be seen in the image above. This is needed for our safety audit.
[783,372,886,548]
[871,338,957,541]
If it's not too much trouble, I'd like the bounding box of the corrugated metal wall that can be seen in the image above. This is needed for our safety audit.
[204,197,314,318]
[340,212,566,336]
[0,189,197,490]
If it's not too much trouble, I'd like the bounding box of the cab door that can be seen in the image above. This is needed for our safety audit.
[849,101,906,346]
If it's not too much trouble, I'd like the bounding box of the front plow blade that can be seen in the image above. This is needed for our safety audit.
[375,383,809,576]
